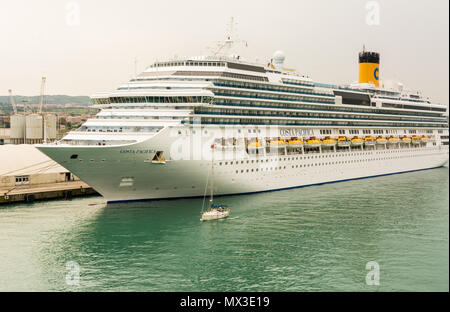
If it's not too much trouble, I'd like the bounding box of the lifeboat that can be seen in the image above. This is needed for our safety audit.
[364,136,376,146]
[400,136,411,144]
[387,136,399,144]
[322,136,336,147]
[376,136,387,145]
[304,137,322,148]
[287,138,303,147]
[351,136,364,146]
[420,135,428,142]
[411,135,421,145]
[337,136,351,147]
[248,140,263,149]
[269,139,286,148]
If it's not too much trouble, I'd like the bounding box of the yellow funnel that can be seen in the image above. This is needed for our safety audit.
[359,51,380,87]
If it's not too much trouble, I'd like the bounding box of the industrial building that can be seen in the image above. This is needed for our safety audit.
[0,128,9,145]
[7,77,58,144]
[9,113,57,144]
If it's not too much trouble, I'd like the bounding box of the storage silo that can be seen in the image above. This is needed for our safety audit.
[10,114,26,144]
[25,114,43,144]
[44,114,57,141]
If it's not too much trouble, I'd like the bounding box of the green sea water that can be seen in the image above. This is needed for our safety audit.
[0,168,448,292]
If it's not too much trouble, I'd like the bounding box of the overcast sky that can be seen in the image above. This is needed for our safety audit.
[0,0,448,105]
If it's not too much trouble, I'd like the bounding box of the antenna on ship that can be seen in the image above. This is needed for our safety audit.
[211,17,248,58]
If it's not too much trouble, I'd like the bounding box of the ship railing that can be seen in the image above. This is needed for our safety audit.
[53,139,137,146]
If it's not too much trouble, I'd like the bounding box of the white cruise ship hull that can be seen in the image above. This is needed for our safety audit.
[37,128,449,203]
[35,47,450,203]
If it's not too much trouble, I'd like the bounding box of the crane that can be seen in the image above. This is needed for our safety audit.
[38,76,46,114]
[8,89,17,114]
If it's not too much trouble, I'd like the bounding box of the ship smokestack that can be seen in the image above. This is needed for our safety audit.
[358,49,380,87]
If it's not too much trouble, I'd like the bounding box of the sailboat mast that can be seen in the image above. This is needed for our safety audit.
[210,144,214,204]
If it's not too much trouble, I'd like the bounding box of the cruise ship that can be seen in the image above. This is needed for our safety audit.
[37,35,449,203]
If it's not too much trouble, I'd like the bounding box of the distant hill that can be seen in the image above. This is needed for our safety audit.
[0,95,91,107]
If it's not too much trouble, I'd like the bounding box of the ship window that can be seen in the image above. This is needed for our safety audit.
[15,175,29,185]
[70,154,78,159]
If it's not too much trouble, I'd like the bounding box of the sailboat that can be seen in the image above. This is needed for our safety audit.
[200,144,231,221]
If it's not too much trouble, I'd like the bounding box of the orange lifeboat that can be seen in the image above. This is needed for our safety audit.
[351,136,364,146]
[322,136,336,147]
[364,136,376,146]
[287,138,303,147]
[387,136,399,144]
[376,136,387,145]
[304,137,322,148]
[337,136,351,147]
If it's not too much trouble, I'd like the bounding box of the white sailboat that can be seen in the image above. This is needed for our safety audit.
[200,145,231,221]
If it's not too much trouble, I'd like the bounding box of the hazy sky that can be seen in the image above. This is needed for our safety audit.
[1,0,448,105]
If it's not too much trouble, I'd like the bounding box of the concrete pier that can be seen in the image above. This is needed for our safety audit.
[0,181,98,204]
[1,144,99,204]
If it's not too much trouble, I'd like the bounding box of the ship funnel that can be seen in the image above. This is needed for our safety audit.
[358,49,380,87]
